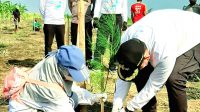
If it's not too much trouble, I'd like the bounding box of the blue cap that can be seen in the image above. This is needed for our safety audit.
[56,45,89,82]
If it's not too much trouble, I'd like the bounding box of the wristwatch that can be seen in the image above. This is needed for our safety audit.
[125,107,134,112]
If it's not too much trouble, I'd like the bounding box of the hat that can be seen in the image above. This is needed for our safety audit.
[115,38,146,81]
[56,45,89,82]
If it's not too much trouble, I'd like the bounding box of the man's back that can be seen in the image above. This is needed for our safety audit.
[131,2,146,23]
[40,0,66,24]
[122,9,200,65]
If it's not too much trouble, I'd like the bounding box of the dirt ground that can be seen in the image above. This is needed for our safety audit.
[0,18,200,112]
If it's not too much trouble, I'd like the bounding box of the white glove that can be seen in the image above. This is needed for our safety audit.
[111,107,126,112]
[120,108,126,112]
[112,99,123,112]
[91,93,107,103]
[121,107,135,112]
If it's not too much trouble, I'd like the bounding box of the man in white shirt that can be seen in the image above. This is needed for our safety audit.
[112,9,200,112]
[92,0,128,71]
[40,0,66,56]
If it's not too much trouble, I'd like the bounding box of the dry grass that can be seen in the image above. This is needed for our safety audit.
[0,18,200,112]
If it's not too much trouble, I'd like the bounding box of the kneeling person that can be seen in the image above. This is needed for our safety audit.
[8,45,107,112]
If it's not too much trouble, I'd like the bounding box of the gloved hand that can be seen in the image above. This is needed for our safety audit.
[120,107,134,112]
[122,21,127,31]
[112,99,123,112]
[93,17,99,28]
[91,93,107,103]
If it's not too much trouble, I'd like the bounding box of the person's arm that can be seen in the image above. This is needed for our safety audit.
[131,12,134,23]
[144,4,147,16]
[131,5,134,22]
[68,0,72,13]
[112,78,131,112]
[18,10,20,16]
[39,0,46,18]
[93,0,101,18]
[91,0,96,17]
[122,0,128,22]
[126,56,176,111]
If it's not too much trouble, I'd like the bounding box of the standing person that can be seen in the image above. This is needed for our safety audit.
[112,9,200,112]
[6,45,107,112]
[12,8,20,32]
[183,0,200,14]
[39,0,66,56]
[131,0,146,23]
[68,0,96,66]
[92,0,128,71]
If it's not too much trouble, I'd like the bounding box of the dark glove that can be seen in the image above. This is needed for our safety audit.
[122,21,127,31]
[93,17,99,28]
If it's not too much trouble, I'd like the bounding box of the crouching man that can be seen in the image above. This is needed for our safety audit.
[7,45,107,112]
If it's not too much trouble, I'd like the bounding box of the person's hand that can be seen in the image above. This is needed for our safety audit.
[100,93,107,102]
[93,17,99,28]
[112,99,123,112]
[124,107,134,112]
[122,21,127,31]
[91,93,107,103]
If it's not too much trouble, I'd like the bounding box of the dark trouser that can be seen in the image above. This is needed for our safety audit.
[93,14,122,67]
[134,44,200,112]
[70,21,93,61]
[33,27,40,31]
[43,24,65,56]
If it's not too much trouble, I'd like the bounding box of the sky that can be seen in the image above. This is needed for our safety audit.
[2,0,197,17]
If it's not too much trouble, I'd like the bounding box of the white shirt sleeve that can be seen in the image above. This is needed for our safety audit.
[112,78,131,111]
[127,56,176,110]
[93,0,102,18]
[39,0,46,18]
[122,0,128,22]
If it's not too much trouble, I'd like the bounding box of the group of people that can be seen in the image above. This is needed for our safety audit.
[39,0,147,71]
[7,0,200,112]
[12,8,42,32]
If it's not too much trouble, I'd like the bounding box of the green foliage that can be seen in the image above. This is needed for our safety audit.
[0,43,7,48]
[0,1,27,19]
[0,43,7,55]
[127,18,133,26]
[187,87,200,99]
[187,70,200,82]
[90,15,121,93]
[64,14,72,19]
[90,70,105,92]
